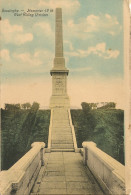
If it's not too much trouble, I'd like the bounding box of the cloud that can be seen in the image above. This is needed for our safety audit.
[1,19,33,45]
[65,42,120,59]
[70,67,92,72]
[79,43,120,59]
[13,52,42,67]
[64,40,74,51]
[1,49,10,61]
[86,14,122,35]
[38,0,80,15]
[1,49,54,73]
[34,22,54,38]
[65,14,122,39]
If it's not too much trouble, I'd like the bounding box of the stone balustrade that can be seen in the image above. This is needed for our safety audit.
[48,109,53,151]
[68,109,78,152]
[82,141,125,195]
[0,142,45,195]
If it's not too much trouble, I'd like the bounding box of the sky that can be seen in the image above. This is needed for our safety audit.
[0,0,124,109]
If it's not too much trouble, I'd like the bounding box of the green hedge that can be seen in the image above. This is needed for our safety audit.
[71,108,124,164]
[1,109,50,170]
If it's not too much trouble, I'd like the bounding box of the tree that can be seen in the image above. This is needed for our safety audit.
[5,104,10,110]
[21,103,31,110]
[99,102,116,109]
[21,103,27,110]
[14,104,20,110]
[81,102,92,113]
[5,104,20,111]
[31,102,40,111]
[26,102,31,109]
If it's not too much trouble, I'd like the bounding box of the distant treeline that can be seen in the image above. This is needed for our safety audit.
[84,102,116,110]
[4,102,40,110]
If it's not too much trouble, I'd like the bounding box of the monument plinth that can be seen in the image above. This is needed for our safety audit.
[50,8,70,108]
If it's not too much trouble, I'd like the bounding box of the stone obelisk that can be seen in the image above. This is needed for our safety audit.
[50,8,70,108]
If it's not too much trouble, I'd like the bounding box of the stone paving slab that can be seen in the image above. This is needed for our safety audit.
[44,171,65,176]
[39,188,67,194]
[42,176,66,182]
[65,171,87,176]
[65,176,89,182]
[47,161,64,164]
[40,181,66,189]
[30,152,104,195]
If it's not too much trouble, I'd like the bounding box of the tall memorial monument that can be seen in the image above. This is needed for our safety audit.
[48,8,77,151]
[50,8,70,108]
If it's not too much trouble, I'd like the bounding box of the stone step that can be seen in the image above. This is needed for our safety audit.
[51,144,74,149]
[52,137,73,140]
[52,120,69,122]
[52,127,71,129]
[52,140,73,144]
[51,131,72,137]
[52,124,70,127]
[52,134,73,137]
[52,127,71,130]
[52,137,72,139]
[51,138,73,141]
[51,134,72,137]
[51,130,72,133]
[51,149,75,152]
[53,116,68,118]
[52,124,70,126]
[52,119,69,121]
[53,118,69,120]
[52,131,72,133]
[51,137,73,141]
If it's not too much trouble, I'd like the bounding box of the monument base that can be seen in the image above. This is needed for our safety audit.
[49,95,70,108]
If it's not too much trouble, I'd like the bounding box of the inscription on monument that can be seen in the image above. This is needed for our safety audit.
[53,75,65,95]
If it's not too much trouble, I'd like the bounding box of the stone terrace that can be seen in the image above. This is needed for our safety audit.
[30,152,104,195]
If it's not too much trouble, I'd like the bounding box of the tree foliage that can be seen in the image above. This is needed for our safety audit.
[98,102,116,109]
[31,102,40,111]
[1,105,50,170]
[5,104,21,111]
[71,104,124,165]
[21,102,31,110]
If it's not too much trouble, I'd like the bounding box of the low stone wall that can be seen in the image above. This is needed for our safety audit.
[82,142,125,195]
[0,142,45,195]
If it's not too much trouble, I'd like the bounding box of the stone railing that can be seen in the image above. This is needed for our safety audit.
[68,109,78,152]
[0,142,45,195]
[47,109,53,151]
[82,142,125,195]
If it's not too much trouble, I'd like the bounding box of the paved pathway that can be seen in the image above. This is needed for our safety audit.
[31,152,104,195]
